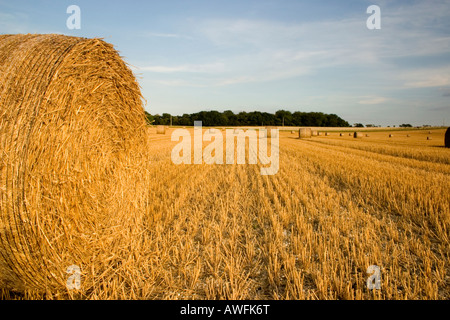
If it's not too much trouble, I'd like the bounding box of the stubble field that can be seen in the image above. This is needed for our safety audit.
[124,127,450,300]
[1,127,449,300]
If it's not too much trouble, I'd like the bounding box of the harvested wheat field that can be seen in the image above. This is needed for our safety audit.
[1,35,449,300]
[3,123,450,299]
[124,128,450,300]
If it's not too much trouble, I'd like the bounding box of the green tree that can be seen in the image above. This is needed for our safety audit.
[145,109,350,127]
[275,110,293,126]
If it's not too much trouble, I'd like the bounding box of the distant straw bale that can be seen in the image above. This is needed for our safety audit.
[445,127,450,148]
[157,125,166,134]
[299,128,312,139]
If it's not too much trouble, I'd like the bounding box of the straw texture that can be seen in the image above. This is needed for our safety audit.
[299,128,312,139]
[0,34,148,294]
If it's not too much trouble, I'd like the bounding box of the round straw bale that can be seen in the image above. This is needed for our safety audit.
[156,125,166,134]
[365,134,369,137]
[340,133,343,136]
[427,136,432,140]
[299,128,312,139]
[406,134,410,137]
[445,127,450,148]
[389,134,393,138]
[349,133,352,136]
[312,130,318,136]
[0,34,148,294]
[353,132,362,138]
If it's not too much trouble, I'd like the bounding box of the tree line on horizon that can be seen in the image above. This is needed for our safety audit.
[145,110,350,127]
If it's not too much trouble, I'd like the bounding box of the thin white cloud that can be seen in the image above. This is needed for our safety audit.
[137,1,450,90]
[358,97,388,105]
[141,32,192,40]
[153,79,204,87]
[0,11,29,34]
[139,52,312,86]
[136,62,225,73]
[401,67,450,88]
[147,32,181,38]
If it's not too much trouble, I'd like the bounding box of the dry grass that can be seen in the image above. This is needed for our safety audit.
[2,127,449,300]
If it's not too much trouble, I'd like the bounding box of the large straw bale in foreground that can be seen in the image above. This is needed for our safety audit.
[0,34,148,294]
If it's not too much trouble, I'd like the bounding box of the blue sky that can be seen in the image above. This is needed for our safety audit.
[1,0,450,126]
